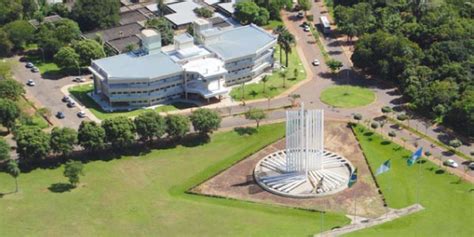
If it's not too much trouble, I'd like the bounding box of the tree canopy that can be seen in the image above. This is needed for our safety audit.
[189,109,221,134]
[165,114,190,139]
[0,137,10,161]
[2,20,35,49]
[145,18,174,46]
[72,0,120,31]
[134,111,166,142]
[0,98,20,131]
[14,126,51,161]
[72,39,106,67]
[102,116,136,148]
[0,79,25,101]
[235,1,270,26]
[78,121,106,151]
[54,46,80,72]
[50,127,78,156]
[64,160,84,187]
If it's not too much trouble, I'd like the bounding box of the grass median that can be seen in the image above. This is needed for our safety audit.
[320,85,375,108]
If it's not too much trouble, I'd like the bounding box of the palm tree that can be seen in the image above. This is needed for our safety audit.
[275,26,287,66]
[261,76,268,94]
[156,0,166,17]
[281,31,295,68]
[6,160,20,193]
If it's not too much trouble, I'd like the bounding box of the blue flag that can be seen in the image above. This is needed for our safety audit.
[407,148,423,166]
[348,168,358,187]
[375,159,391,176]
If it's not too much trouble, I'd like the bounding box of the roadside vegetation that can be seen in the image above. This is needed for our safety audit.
[350,124,474,236]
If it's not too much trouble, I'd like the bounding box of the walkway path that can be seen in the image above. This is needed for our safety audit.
[315,204,424,237]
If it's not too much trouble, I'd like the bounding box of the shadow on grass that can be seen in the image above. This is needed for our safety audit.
[181,133,210,147]
[381,140,391,145]
[435,169,446,174]
[48,183,74,193]
[364,132,374,136]
[234,127,258,136]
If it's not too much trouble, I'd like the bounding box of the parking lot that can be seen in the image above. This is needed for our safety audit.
[12,56,91,129]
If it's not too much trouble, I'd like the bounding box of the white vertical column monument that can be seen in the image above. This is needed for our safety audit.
[285,105,324,174]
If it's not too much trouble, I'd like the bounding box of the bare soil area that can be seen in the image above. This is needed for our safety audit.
[192,121,386,218]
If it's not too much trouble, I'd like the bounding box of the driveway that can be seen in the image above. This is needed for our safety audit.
[11,56,90,129]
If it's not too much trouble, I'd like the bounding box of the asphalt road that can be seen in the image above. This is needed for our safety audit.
[11,56,90,130]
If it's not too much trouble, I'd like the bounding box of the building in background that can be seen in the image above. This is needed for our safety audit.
[89,19,276,110]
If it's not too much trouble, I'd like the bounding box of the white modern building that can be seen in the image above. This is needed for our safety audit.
[89,19,276,110]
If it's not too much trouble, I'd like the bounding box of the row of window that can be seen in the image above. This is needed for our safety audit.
[110,83,183,95]
[127,93,182,104]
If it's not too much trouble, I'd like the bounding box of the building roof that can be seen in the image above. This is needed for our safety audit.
[84,23,143,43]
[28,14,63,28]
[119,9,150,25]
[164,1,203,26]
[107,35,142,52]
[92,51,182,80]
[205,24,276,61]
[216,1,236,15]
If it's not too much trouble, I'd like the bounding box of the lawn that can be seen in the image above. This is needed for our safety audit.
[348,125,474,236]
[263,20,284,30]
[229,46,306,101]
[0,124,349,236]
[320,85,375,108]
[69,84,195,120]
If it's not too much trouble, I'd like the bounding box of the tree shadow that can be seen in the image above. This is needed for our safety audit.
[234,127,258,136]
[180,133,210,147]
[435,169,445,174]
[364,132,374,136]
[381,141,391,145]
[48,183,74,193]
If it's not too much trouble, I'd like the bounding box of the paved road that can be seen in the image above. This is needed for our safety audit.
[11,56,90,129]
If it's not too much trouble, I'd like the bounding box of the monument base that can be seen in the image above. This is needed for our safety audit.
[254,149,354,198]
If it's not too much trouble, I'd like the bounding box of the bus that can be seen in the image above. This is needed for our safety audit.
[320,16,331,34]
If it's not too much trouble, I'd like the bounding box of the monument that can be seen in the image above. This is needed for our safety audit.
[254,105,354,198]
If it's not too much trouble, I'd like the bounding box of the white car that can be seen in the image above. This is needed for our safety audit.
[443,159,459,168]
[77,111,86,118]
[73,77,86,82]
[312,59,320,66]
[304,26,310,32]
[26,79,35,86]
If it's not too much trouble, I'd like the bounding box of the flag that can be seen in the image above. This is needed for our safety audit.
[348,168,358,187]
[407,148,423,166]
[375,159,391,176]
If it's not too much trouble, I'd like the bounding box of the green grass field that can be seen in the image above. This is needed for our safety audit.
[263,20,284,30]
[348,125,474,236]
[69,84,195,120]
[24,53,64,78]
[0,124,349,236]
[16,96,49,129]
[320,85,375,108]
[230,46,306,101]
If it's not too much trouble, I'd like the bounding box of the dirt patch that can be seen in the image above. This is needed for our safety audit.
[192,121,386,218]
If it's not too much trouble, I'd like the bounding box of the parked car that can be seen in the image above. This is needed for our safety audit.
[297,12,304,18]
[67,101,76,108]
[62,96,71,102]
[77,111,86,118]
[443,159,459,168]
[468,162,474,170]
[26,79,35,86]
[73,77,86,82]
[56,111,65,119]
[25,62,34,68]
[312,59,320,66]
[31,67,39,73]
[304,26,310,32]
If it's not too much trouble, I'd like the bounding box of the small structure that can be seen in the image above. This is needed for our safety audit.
[254,106,354,198]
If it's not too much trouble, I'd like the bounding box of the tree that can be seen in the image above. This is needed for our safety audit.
[54,47,80,72]
[165,114,190,139]
[134,111,166,143]
[72,0,120,31]
[102,116,136,149]
[371,122,379,130]
[298,0,312,16]
[50,127,78,156]
[0,0,23,25]
[326,59,343,73]
[0,29,13,56]
[156,0,166,16]
[35,19,81,58]
[353,113,362,123]
[288,94,301,107]
[189,109,221,135]
[261,75,268,93]
[275,26,287,64]
[255,8,270,26]
[14,126,50,162]
[0,99,20,132]
[280,31,295,67]
[53,19,81,43]
[123,43,136,53]
[245,108,266,128]
[72,39,106,67]
[145,18,174,46]
[0,137,10,161]
[449,139,462,151]
[0,79,25,101]
[194,7,214,18]
[3,20,35,49]
[63,160,84,187]
[78,121,106,151]
[388,131,396,141]
[235,1,260,25]
[21,0,37,19]
[6,160,20,193]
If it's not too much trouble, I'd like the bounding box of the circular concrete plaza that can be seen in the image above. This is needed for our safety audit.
[254,149,354,198]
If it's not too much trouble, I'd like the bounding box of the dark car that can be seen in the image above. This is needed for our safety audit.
[67,101,76,108]
[62,96,71,102]
[56,112,65,119]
